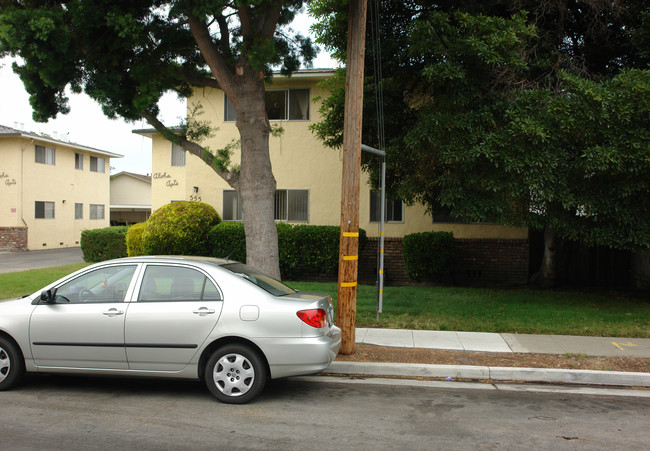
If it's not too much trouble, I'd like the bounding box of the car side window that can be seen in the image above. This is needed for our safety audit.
[54,265,137,304]
[138,265,222,302]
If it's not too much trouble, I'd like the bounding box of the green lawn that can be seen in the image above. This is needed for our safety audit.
[1,264,647,338]
[288,281,650,338]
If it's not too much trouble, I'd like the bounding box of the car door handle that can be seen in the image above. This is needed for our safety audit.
[103,308,124,317]
[193,307,216,316]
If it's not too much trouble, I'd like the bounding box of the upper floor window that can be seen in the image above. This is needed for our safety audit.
[35,201,55,219]
[370,190,404,222]
[90,156,105,173]
[35,145,55,165]
[224,89,310,122]
[75,153,83,170]
[222,189,309,222]
[90,204,105,220]
[171,143,186,166]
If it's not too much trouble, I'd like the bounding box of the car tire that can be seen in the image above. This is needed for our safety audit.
[0,336,25,391]
[204,344,267,404]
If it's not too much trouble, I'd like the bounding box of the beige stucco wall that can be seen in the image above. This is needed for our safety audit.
[0,137,22,228]
[110,174,151,206]
[149,73,527,240]
[1,136,112,249]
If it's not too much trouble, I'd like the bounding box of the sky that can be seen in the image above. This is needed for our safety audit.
[0,13,337,176]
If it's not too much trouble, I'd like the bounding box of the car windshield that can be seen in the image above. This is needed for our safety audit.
[221,263,296,296]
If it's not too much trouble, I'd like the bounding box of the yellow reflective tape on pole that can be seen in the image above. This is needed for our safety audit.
[342,232,359,237]
[343,255,358,261]
[340,282,357,288]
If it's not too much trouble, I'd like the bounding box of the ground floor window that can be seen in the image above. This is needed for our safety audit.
[75,203,83,219]
[90,204,105,220]
[223,189,309,222]
[35,201,55,219]
[369,190,404,222]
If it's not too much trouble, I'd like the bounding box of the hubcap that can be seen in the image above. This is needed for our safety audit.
[213,353,255,397]
[0,346,10,383]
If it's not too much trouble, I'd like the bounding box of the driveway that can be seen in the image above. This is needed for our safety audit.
[0,247,84,274]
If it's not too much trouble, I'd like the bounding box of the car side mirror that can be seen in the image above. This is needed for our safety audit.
[40,288,57,304]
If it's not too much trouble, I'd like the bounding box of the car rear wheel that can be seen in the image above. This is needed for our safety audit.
[204,344,267,404]
[0,337,25,391]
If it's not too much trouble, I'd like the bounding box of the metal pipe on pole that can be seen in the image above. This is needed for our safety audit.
[361,145,386,319]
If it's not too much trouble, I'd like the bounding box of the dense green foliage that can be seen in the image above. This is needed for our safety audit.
[125,222,147,257]
[402,231,455,282]
[208,222,247,262]
[0,0,319,279]
[209,222,367,279]
[142,201,221,255]
[311,1,650,256]
[80,226,128,262]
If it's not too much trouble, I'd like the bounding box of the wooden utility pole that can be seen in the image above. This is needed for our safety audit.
[337,0,368,355]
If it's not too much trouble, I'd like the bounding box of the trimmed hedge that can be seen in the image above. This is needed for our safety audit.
[208,222,367,279]
[126,222,147,256]
[402,231,456,282]
[209,222,247,261]
[142,201,221,256]
[80,226,129,262]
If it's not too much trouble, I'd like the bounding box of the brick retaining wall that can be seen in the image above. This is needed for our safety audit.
[359,237,529,286]
[0,227,28,252]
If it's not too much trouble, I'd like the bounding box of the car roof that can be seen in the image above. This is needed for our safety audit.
[98,256,234,267]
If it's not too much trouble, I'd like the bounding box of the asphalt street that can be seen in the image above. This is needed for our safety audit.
[0,247,84,273]
[2,374,649,450]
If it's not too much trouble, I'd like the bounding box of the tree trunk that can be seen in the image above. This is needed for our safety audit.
[235,79,281,280]
[530,226,560,288]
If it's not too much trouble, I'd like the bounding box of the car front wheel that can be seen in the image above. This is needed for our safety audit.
[0,336,25,391]
[204,344,267,404]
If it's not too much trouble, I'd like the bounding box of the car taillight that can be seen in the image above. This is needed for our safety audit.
[297,309,327,328]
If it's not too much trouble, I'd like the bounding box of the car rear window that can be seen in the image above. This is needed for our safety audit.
[221,263,296,296]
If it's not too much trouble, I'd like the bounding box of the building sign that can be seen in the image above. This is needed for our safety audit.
[1,172,16,186]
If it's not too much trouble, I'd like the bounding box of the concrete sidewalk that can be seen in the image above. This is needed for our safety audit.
[326,328,650,388]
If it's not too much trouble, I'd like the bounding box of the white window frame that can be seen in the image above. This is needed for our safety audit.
[75,153,83,170]
[35,201,55,219]
[90,204,105,220]
[90,156,105,173]
[222,189,309,222]
[370,190,404,223]
[223,190,243,221]
[171,143,186,166]
[35,145,55,165]
[224,89,310,122]
[75,203,83,219]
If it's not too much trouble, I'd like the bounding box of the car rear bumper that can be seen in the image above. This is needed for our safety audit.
[263,326,342,379]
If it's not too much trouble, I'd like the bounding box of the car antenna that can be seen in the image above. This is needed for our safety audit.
[224,241,243,261]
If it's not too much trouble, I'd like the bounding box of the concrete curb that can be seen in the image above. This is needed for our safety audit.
[327,361,650,387]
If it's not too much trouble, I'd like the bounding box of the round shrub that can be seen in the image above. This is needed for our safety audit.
[80,226,129,262]
[143,201,221,256]
[126,222,147,256]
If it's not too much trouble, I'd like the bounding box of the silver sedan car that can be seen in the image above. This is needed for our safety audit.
[0,256,341,403]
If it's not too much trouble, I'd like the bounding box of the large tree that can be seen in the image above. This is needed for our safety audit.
[0,0,318,278]
[311,0,650,286]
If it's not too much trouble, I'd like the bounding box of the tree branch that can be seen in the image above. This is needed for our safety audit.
[142,110,239,189]
[187,13,237,97]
